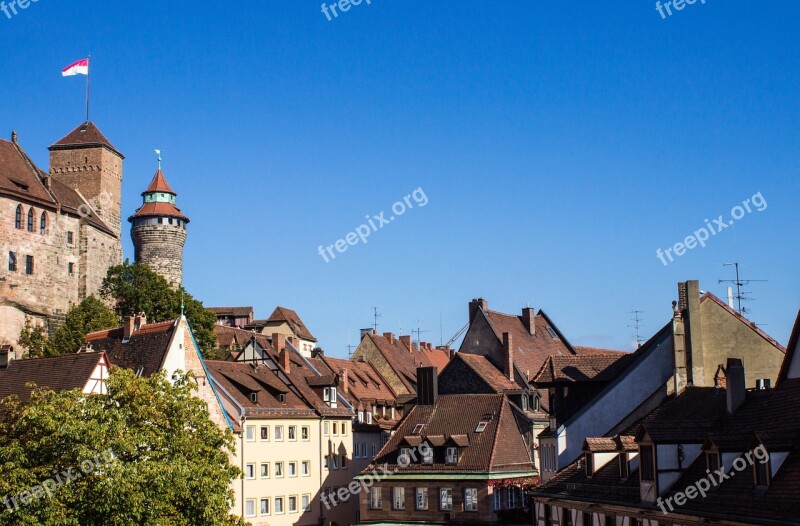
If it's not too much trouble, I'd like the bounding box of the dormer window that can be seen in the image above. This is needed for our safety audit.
[706,452,720,472]
[358,411,364,423]
[755,455,770,487]
[640,445,655,482]
[445,447,458,465]
[619,454,629,479]
[421,446,433,465]
[585,453,594,477]
[250,392,258,403]
[279,394,286,403]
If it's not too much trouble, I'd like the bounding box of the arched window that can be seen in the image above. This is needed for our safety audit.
[14,205,22,229]
[27,208,34,232]
[40,212,47,235]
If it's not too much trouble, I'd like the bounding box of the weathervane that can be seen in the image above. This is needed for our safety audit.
[154,149,163,169]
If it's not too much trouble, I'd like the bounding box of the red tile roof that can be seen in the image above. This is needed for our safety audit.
[532,353,635,384]
[366,333,450,393]
[86,320,177,377]
[208,306,254,318]
[48,122,123,158]
[142,169,176,195]
[457,353,521,392]
[313,355,397,407]
[0,352,107,406]
[128,202,190,222]
[266,307,316,342]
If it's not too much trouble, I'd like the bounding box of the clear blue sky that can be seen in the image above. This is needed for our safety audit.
[3,1,799,357]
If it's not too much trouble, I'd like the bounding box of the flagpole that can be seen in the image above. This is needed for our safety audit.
[85,55,91,123]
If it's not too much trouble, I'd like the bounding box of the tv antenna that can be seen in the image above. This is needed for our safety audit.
[371,307,383,333]
[719,262,766,316]
[412,321,430,348]
[346,329,357,359]
[628,310,645,347]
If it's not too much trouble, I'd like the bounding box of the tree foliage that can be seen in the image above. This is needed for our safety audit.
[0,369,246,526]
[100,261,217,356]
[16,319,47,358]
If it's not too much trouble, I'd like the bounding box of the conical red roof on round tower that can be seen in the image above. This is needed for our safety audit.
[142,168,176,196]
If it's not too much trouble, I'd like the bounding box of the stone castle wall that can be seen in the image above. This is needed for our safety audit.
[131,225,186,288]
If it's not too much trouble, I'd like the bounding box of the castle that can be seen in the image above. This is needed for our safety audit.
[0,122,188,354]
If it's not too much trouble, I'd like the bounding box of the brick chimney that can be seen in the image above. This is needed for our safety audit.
[339,368,349,396]
[383,332,395,344]
[521,307,535,335]
[134,312,147,331]
[469,298,488,322]
[123,315,135,340]
[273,333,289,372]
[399,335,413,352]
[502,332,514,381]
[417,366,438,405]
[726,358,746,415]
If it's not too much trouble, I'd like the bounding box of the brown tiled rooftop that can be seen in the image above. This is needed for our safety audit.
[0,352,107,406]
[48,122,123,158]
[86,320,177,377]
[143,168,176,195]
[266,306,317,342]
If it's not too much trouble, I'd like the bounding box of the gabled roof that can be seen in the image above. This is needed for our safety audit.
[533,352,635,384]
[456,353,521,392]
[86,320,177,377]
[0,352,107,406]
[266,307,316,342]
[142,169,176,195]
[208,306,254,318]
[312,355,398,407]
[48,122,123,158]
[700,293,786,352]
[777,309,800,385]
[212,325,270,351]
[634,387,729,444]
[365,333,450,392]
[371,394,535,474]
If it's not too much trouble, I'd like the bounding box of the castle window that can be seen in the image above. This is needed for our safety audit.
[27,208,34,232]
[158,218,163,225]
[15,205,22,229]
[8,252,16,272]
[40,212,47,235]
[67,231,74,244]
[68,262,75,276]
[25,255,34,275]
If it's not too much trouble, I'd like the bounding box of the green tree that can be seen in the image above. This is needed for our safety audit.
[48,296,119,356]
[101,261,217,355]
[16,319,48,358]
[0,369,247,526]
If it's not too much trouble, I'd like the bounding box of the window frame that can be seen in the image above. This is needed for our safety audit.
[464,488,478,512]
[392,487,406,510]
[260,462,270,478]
[260,426,269,441]
[302,460,310,477]
[26,208,34,232]
[439,488,453,511]
[260,497,270,516]
[369,487,382,510]
[274,496,284,515]
[275,461,284,478]
[245,463,255,480]
[288,461,297,477]
[15,205,22,229]
[245,425,255,442]
[415,487,428,510]
[275,425,283,441]
[639,445,655,482]
[245,498,256,518]
[8,252,16,272]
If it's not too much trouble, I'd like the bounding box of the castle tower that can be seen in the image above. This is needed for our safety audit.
[48,122,124,242]
[129,165,189,288]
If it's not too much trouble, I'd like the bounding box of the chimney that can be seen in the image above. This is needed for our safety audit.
[360,328,372,339]
[671,303,688,395]
[522,307,536,335]
[383,332,395,344]
[123,315,135,340]
[42,174,51,189]
[726,358,746,415]
[417,366,438,405]
[399,335,413,352]
[134,312,147,331]
[287,336,295,347]
[339,368,349,395]
[502,332,514,381]
[272,333,286,353]
[11,131,17,143]
[279,348,291,373]
[469,298,488,322]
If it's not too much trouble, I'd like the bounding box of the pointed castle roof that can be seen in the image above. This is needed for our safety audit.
[142,169,176,196]
[48,122,123,158]
[128,168,189,223]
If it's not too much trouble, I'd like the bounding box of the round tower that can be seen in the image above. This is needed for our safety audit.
[129,165,189,288]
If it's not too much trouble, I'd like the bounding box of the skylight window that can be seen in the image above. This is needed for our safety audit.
[412,424,425,435]
[475,421,489,433]
[546,326,558,339]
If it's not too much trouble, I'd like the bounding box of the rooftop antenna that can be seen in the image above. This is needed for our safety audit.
[719,262,766,316]
[628,310,645,347]
[371,307,383,333]
[346,329,357,359]
[412,321,430,349]
[439,310,443,346]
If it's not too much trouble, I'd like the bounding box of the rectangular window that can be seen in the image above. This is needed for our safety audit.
[583,512,592,526]
[369,487,382,509]
[66,231,74,244]
[640,445,655,481]
[275,462,284,478]
[245,464,255,479]
[416,487,428,510]
[341,455,348,469]
[260,498,270,515]
[464,488,478,512]
[275,426,283,441]
[422,446,434,464]
[245,499,256,518]
[358,411,364,423]
[756,458,770,486]
[68,262,75,276]
[342,423,347,435]
[332,455,338,470]
[289,461,297,477]
[275,497,284,514]
[372,443,378,457]
[260,463,269,478]
[301,426,310,440]
[288,495,297,513]
[324,455,329,470]
[493,489,501,511]
[332,422,338,435]
[324,387,331,401]
[392,487,405,510]
[446,447,458,465]
[707,452,720,472]
[440,488,453,511]
[288,426,297,441]
[25,255,33,275]
[8,252,16,272]
[246,426,255,442]
[507,487,516,508]
[324,421,329,435]
[261,426,269,440]
[302,494,311,512]
[302,460,310,476]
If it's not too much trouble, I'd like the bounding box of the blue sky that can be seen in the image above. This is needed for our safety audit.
[3,1,799,357]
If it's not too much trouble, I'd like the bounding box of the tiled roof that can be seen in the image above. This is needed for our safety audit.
[128,202,189,222]
[313,355,397,407]
[457,353,520,392]
[532,353,636,384]
[212,325,270,350]
[266,307,316,342]
[635,387,729,443]
[0,353,106,405]
[370,394,534,474]
[86,320,177,377]
[584,437,618,452]
[367,333,450,393]
[48,122,123,158]
[143,169,176,195]
[482,309,576,378]
[208,307,254,317]
[574,346,626,356]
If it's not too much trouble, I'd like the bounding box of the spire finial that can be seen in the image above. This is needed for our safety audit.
[155,149,162,170]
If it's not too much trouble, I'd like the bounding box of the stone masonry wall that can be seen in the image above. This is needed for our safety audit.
[131,225,186,289]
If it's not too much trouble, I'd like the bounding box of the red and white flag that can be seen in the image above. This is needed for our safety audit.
[62,58,89,77]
